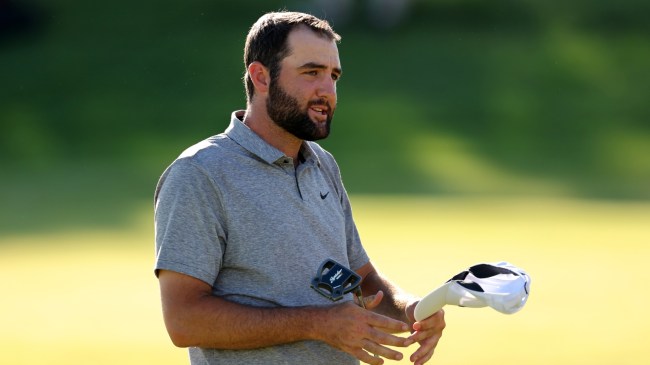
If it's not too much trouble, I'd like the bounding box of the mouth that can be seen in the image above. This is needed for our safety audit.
[308,104,330,123]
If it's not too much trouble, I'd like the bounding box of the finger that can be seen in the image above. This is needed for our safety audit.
[362,339,404,362]
[409,311,445,365]
[407,329,427,343]
[407,326,444,347]
[352,347,384,365]
[409,331,443,365]
[363,290,384,309]
[369,328,413,348]
[411,309,445,334]
[411,346,435,365]
[367,313,410,333]
[411,339,439,365]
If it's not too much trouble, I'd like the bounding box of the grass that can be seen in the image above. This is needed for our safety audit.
[1,196,648,364]
[2,0,649,199]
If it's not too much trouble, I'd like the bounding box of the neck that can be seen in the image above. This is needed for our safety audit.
[242,106,303,162]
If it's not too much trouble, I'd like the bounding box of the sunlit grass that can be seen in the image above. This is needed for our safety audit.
[353,196,650,364]
[0,210,187,365]
[1,197,648,364]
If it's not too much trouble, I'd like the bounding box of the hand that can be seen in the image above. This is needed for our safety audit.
[318,298,413,365]
[406,308,445,365]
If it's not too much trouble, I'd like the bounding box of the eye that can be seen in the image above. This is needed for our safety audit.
[331,73,340,81]
[305,70,318,76]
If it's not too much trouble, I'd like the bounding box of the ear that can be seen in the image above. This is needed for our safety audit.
[247,61,271,95]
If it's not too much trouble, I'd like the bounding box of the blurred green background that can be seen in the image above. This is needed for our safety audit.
[1,0,649,364]
[2,0,649,234]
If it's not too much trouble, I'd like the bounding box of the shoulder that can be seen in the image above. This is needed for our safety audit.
[154,134,234,203]
[177,134,234,166]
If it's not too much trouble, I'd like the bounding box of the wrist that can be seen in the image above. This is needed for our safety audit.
[299,305,329,342]
[405,299,419,326]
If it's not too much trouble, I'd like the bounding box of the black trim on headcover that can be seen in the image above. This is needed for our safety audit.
[469,263,519,278]
[457,280,485,292]
[447,270,469,282]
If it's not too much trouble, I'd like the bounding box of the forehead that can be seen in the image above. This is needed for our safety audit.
[283,26,340,69]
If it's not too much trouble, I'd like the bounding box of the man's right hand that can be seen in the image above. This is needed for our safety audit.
[314,299,413,365]
[159,270,411,364]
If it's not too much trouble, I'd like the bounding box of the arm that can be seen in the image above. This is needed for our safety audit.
[158,269,315,349]
[158,269,413,364]
[357,261,418,324]
[357,262,446,365]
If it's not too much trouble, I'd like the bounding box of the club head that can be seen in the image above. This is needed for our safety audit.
[310,259,362,302]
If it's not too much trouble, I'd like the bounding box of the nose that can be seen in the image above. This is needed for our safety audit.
[316,76,337,102]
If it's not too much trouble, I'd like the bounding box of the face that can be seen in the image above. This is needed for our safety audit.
[266,80,330,141]
[266,27,341,141]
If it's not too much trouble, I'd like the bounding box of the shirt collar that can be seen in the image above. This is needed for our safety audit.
[299,141,321,168]
[225,110,321,167]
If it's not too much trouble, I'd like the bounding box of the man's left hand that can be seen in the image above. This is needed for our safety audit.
[406,309,445,365]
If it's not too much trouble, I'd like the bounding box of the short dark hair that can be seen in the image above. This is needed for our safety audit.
[243,11,341,104]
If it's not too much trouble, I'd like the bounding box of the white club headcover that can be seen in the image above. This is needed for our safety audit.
[414,262,531,322]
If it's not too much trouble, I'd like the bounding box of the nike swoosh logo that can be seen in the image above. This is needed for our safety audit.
[320,191,329,199]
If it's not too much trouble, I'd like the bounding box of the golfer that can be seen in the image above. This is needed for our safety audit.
[154,11,445,365]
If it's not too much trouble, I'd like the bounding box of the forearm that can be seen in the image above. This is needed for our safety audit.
[159,270,415,363]
[361,269,419,325]
[165,293,323,349]
[159,270,326,349]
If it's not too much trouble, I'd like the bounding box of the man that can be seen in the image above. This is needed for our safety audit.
[154,11,445,365]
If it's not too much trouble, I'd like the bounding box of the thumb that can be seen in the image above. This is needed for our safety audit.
[362,290,384,310]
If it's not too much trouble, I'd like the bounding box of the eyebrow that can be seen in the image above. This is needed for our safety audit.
[298,62,342,77]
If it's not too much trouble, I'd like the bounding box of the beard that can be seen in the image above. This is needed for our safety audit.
[266,79,334,141]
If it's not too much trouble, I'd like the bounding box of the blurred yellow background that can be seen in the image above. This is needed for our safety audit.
[2,197,648,364]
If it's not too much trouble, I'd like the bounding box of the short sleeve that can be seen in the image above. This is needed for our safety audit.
[154,158,226,286]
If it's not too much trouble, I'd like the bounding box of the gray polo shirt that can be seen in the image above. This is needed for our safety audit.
[154,110,369,364]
